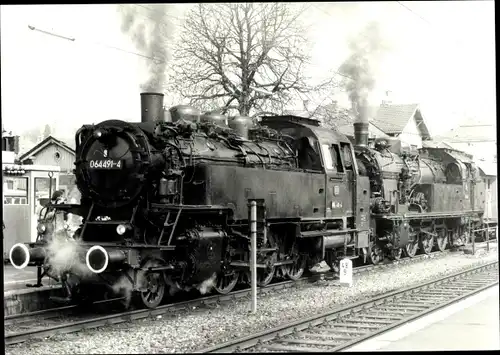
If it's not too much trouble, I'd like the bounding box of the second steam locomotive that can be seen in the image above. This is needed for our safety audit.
[9,92,495,308]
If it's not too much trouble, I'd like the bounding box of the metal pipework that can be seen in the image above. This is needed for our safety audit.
[85,245,126,274]
[9,243,46,269]
[141,92,165,124]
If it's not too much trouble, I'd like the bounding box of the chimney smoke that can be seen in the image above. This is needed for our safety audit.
[338,21,388,148]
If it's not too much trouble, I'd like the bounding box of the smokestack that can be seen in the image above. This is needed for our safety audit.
[141,93,164,123]
[353,104,369,147]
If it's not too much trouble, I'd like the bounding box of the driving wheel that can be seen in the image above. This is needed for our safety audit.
[419,232,434,255]
[436,228,448,252]
[369,241,384,265]
[134,260,166,309]
[213,268,239,295]
[404,226,419,258]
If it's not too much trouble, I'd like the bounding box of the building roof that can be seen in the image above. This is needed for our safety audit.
[369,103,432,140]
[434,119,496,144]
[18,135,75,161]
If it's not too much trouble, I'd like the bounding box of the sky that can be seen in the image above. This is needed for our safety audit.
[0,2,496,141]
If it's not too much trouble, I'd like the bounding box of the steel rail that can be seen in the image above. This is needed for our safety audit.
[196,261,498,353]
[3,249,456,345]
[5,249,449,324]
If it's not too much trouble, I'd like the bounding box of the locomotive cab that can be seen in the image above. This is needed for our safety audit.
[260,115,371,260]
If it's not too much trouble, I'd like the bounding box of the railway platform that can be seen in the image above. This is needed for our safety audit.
[3,264,63,316]
[345,285,500,352]
[4,264,46,291]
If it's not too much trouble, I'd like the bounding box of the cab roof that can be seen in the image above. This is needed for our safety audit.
[261,115,352,145]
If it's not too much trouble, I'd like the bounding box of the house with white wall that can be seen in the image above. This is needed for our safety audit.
[18,136,77,195]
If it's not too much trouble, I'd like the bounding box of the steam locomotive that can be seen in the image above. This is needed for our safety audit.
[9,92,495,309]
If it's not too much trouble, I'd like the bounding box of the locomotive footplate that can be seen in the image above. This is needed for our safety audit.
[375,210,484,221]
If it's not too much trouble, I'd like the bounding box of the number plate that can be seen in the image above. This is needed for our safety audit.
[88,159,123,170]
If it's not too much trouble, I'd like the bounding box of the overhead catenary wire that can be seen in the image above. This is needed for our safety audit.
[27,24,165,63]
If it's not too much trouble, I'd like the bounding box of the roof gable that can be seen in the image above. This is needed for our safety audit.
[19,135,75,161]
[370,104,418,134]
[369,103,431,140]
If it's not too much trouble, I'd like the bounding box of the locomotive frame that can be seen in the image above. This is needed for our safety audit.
[8,92,497,309]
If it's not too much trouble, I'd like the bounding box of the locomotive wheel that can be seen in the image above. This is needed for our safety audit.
[213,269,239,295]
[436,229,448,252]
[390,248,403,261]
[419,233,434,255]
[245,265,276,287]
[404,227,418,258]
[257,266,275,287]
[368,242,384,265]
[284,254,306,281]
[134,261,166,309]
[405,242,419,258]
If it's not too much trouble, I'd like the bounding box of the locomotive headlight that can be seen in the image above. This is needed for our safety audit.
[116,224,127,235]
[93,130,103,139]
[37,223,46,234]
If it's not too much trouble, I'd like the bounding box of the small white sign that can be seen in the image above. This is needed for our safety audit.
[332,201,343,209]
[339,258,353,287]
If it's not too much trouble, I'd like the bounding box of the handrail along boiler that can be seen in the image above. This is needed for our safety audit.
[9,92,496,308]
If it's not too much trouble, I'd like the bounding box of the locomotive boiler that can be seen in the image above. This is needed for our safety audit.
[9,92,494,309]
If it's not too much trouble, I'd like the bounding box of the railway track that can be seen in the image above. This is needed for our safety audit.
[2,249,459,346]
[197,261,499,353]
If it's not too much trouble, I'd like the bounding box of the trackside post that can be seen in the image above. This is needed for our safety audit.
[249,200,257,313]
[339,258,353,287]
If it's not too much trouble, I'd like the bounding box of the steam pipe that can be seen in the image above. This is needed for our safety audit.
[9,243,46,269]
[85,245,126,274]
[141,93,164,124]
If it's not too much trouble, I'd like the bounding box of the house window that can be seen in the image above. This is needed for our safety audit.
[3,177,28,205]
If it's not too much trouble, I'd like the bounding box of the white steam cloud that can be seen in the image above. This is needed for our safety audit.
[118,4,173,92]
[43,219,91,280]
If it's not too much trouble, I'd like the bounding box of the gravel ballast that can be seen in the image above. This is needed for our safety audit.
[6,248,498,355]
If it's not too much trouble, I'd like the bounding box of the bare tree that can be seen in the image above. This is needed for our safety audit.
[168,3,336,116]
[310,101,353,129]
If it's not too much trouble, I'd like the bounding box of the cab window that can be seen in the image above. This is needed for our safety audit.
[321,144,344,173]
[340,142,353,171]
[331,144,344,173]
[321,144,333,170]
[296,136,322,171]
